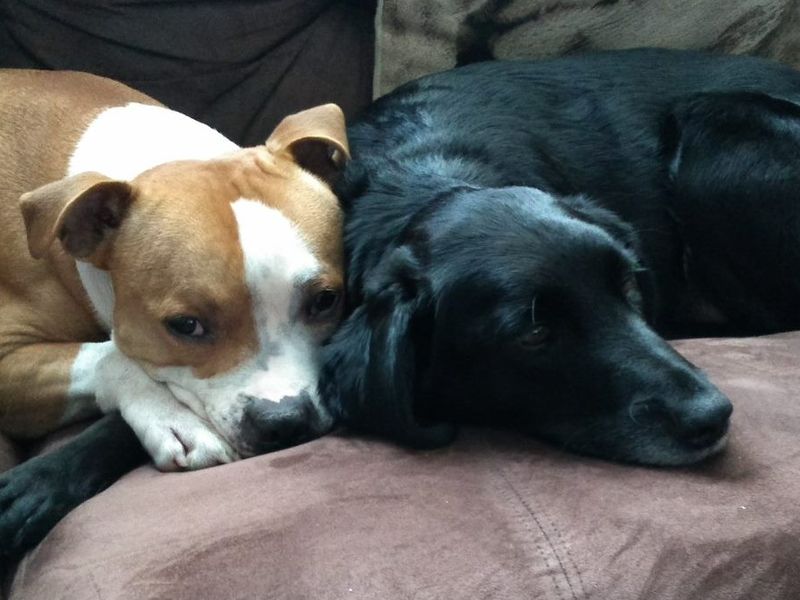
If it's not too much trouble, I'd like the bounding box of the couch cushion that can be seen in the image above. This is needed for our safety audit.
[8,332,800,600]
[375,0,800,96]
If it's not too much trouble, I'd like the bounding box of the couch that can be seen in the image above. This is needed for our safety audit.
[3,1,800,598]
[4,334,800,599]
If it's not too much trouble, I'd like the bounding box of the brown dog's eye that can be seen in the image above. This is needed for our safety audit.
[306,289,341,321]
[519,324,550,349]
[165,316,208,339]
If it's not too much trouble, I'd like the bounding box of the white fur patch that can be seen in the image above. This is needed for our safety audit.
[62,340,114,426]
[149,199,332,455]
[229,199,323,404]
[68,102,238,179]
[93,342,236,470]
[233,199,320,351]
[76,263,115,331]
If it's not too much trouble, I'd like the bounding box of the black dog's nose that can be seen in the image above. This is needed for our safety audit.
[667,392,733,449]
[240,392,320,454]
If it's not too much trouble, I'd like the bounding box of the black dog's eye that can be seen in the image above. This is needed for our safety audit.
[306,289,341,321]
[519,324,551,349]
[165,316,208,339]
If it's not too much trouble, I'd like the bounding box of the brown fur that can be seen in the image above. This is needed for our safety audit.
[0,70,348,438]
[0,70,159,437]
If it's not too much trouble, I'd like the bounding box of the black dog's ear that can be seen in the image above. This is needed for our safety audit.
[561,194,640,253]
[561,194,658,321]
[665,91,800,188]
[333,159,370,210]
[320,245,457,449]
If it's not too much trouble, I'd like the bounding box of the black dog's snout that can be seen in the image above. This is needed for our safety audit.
[637,391,732,449]
[241,392,320,454]
[670,392,733,449]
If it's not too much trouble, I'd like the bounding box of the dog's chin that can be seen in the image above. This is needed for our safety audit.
[532,420,731,467]
[570,431,731,467]
[631,431,730,467]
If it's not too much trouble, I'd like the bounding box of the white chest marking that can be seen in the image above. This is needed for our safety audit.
[62,340,115,425]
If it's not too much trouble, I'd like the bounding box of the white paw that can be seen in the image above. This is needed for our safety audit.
[135,412,238,472]
[93,345,239,471]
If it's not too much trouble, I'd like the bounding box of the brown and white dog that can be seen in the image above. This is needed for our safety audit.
[0,70,349,470]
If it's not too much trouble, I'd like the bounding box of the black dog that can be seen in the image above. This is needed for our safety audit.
[321,48,800,464]
[4,48,800,558]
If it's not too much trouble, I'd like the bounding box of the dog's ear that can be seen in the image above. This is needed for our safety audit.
[20,172,133,267]
[561,194,640,252]
[665,91,800,188]
[321,245,457,449]
[266,103,350,186]
[561,194,658,321]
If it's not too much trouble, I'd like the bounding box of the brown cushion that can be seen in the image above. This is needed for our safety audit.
[8,332,800,599]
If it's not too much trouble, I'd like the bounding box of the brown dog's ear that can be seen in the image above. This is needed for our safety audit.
[266,103,350,186]
[20,172,133,267]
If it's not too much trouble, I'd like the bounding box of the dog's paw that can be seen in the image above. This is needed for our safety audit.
[0,454,77,559]
[126,407,238,472]
[94,347,238,471]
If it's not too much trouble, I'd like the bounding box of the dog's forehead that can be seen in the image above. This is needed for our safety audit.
[127,163,323,312]
[232,199,320,341]
[128,150,343,269]
[425,192,634,307]
[428,187,614,257]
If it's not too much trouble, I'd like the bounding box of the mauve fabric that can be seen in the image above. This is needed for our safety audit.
[6,332,800,599]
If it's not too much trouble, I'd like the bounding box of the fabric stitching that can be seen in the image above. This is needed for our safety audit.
[545,513,588,598]
[497,466,580,600]
[495,470,566,600]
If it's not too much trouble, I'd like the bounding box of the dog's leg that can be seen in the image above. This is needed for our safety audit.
[0,341,237,470]
[93,347,239,470]
[0,342,102,439]
[0,413,145,560]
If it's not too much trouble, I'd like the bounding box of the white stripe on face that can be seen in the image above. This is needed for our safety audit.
[232,199,321,357]
[150,199,330,454]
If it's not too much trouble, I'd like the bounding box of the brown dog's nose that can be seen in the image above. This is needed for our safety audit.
[240,392,319,454]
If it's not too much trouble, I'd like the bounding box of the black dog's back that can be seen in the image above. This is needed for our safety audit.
[350,48,800,182]
[341,48,800,333]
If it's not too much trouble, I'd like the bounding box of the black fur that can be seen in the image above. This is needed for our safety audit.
[322,48,800,462]
[6,48,800,558]
[0,414,146,561]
